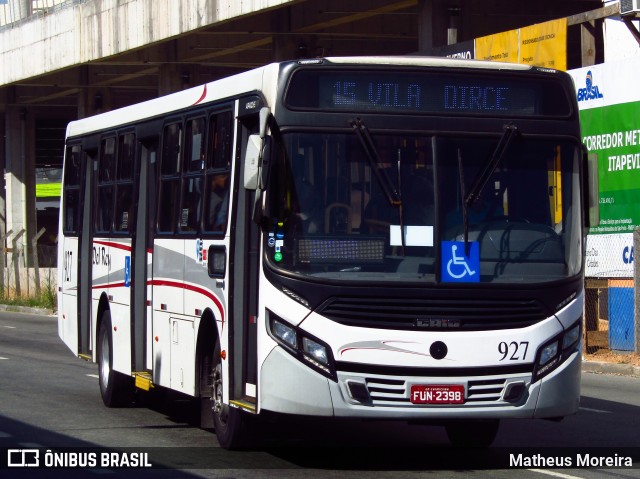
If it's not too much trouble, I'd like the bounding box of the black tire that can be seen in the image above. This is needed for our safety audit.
[202,338,249,449]
[97,311,134,407]
[445,419,500,448]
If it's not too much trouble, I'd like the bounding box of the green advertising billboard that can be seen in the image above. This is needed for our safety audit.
[569,60,640,235]
[569,59,640,278]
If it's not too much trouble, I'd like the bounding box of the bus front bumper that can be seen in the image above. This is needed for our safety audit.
[259,346,581,419]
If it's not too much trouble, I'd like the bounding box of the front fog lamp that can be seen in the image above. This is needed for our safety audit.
[272,319,297,350]
[303,337,329,366]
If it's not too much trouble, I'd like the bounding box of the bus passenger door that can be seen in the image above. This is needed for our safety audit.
[59,141,95,359]
[75,143,97,358]
[131,136,158,376]
[229,106,261,410]
[77,147,95,358]
[59,144,87,355]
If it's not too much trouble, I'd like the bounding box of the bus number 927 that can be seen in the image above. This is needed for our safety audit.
[498,341,529,361]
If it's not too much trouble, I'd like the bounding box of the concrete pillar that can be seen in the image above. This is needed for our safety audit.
[417,0,453,52]
[272,34,299,61]
[271,6,314,61]
[0,111,5,237]
[0,90,8,294]
[417,0,434,51]
[79,86,117,118]
[447,7,461,45]
[158,64,196,96]
[4,105,37,292]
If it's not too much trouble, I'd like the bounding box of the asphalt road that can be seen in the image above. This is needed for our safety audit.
[1,311,639,479]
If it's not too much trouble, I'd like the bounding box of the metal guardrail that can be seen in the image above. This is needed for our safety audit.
[0,0,87,29]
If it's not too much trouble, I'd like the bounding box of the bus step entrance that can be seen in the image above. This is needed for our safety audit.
[133,372,153,391]
[229,399,257,414]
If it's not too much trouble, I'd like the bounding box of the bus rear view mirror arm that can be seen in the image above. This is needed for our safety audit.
[244,107,272,191]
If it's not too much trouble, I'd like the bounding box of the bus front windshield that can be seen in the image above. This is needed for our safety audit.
[265,130,583,284]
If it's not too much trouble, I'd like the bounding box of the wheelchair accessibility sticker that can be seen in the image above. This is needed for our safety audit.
[441,241,480,283]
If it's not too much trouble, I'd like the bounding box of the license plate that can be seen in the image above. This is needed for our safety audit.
[410,384,465,404]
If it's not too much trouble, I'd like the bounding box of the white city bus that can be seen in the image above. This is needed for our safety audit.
[58,56,598,448]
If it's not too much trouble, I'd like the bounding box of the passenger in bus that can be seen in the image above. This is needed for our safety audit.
[207,174,230,231]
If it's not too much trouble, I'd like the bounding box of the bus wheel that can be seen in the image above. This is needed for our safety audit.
[209,339,247,449]
[97,311,134,407]
[445,419,500,448]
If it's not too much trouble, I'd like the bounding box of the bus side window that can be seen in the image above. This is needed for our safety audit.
[62,145,82,235]
[158,122,182,233]
[180,118,206,233]
[203,110,232,233]
[209,111,232,170]
[95,137,116,234]
[114,133,136,233]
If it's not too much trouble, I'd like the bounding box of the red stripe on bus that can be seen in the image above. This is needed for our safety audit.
[193,84,207,105]
[89,279,225,326]
[149,279,225,324]
[91,282,125,290]
[93,240,132,252]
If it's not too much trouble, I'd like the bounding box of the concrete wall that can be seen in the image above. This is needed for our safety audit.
[0,0,296,85]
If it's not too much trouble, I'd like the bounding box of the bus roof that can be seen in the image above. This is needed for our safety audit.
[65,56,538,140]
[324,55,534,71]
[65,63,278,139]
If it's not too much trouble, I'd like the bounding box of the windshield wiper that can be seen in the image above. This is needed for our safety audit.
[465,123,519,207]
[350,118,401,206]
[457,148,470,252]
[350,118,406,253]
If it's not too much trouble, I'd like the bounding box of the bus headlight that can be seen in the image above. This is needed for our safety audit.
[562,323,580,350]
[533,320,581,382]
[303,337,329,367]
[267,311,337,381]
[272,319,297,350]
[539,341,559,367]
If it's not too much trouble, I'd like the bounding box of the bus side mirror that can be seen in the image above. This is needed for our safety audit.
[244,134,262,190]
[586,152,600,228]
[244,134,272,191]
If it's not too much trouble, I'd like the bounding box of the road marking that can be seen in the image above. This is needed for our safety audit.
[528,469,584,479]
[86,374,99,379]
[579,406,611,414]
[2,325,16,329]
[0,357,8,360]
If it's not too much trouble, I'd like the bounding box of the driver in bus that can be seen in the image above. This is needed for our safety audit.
[362,143,434,234]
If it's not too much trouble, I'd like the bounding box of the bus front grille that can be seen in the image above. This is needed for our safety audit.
[345,374,529,407]
[318,296,547,331]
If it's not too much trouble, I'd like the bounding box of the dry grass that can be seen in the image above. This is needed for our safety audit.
[584,349,640,367]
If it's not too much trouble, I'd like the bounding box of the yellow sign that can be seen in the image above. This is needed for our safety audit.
[475,30,519,63]
[474,18,567,71]
[520,18,567,70]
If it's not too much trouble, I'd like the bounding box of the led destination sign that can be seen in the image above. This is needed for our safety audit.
[286,69,571,117]
[331,79,509,112]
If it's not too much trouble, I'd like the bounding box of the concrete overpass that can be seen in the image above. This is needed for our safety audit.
[0,0,605,288]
